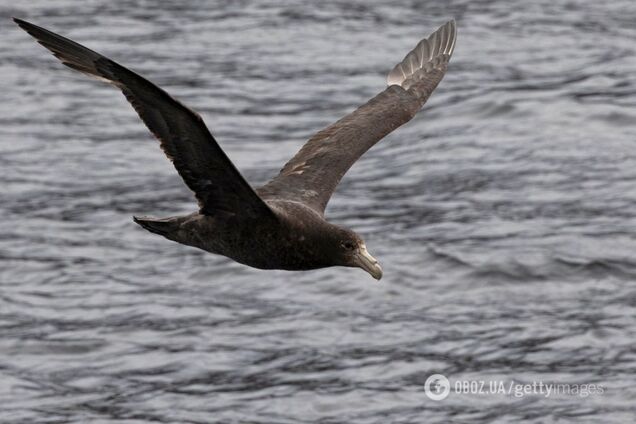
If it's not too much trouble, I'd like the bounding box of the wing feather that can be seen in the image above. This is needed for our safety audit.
[259,20,457,214]
[14,18,274,219]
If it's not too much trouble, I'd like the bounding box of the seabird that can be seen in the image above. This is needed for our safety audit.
[14,18,456,280]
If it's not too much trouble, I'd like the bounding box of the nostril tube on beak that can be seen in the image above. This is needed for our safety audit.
[354,243,383,280]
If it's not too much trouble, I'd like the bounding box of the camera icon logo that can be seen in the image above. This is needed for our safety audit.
[425,374,450,401]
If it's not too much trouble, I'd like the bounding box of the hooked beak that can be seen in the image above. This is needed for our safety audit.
[354,244,383,280]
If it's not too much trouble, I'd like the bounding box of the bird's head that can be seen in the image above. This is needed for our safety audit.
[331,227,383,280]
[278,203,383,280]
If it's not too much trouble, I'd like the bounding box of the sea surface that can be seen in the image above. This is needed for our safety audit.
[1,0,636,423]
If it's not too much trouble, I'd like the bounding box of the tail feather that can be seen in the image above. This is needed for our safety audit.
[387,20,457,90]
[133,216,180,237]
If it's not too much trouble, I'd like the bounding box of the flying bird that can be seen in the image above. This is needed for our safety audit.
[14,18,456,280]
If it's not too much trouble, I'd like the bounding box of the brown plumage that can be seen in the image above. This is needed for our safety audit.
[14,18,456,280]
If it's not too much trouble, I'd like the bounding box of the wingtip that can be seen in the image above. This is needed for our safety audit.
[13,17,37,35]
[444,19,458,56]
[434,19,457,57]
[12,17,31,27]
[387,19,457,88]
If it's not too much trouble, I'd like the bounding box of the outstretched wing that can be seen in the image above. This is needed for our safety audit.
[258,20,456,214]
[14,18,275,219]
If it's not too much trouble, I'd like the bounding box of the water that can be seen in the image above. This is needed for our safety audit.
[2,0,636,422]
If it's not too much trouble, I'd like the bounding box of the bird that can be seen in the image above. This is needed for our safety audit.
[14,18,456,280]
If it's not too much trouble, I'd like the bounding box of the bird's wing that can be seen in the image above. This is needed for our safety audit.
[14,18,275,219]
[258,20,456,214]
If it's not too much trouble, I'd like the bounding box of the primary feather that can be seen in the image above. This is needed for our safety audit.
[258,20,457,214]
[13,18,275,219]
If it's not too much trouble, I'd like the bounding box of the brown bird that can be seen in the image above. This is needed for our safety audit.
[14,18,456,280]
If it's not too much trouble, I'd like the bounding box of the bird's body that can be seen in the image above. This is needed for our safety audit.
[139,201,348,272]
[14,18,457,279]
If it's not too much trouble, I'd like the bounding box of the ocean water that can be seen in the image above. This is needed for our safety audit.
[1,0,636,422]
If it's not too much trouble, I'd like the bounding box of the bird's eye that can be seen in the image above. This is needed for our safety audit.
[342,241,356,251]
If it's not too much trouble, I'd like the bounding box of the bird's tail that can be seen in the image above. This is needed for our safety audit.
[133,216,182,238]
[387,20,457,90]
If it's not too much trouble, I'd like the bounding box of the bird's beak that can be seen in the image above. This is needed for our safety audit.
[354,244,383,280]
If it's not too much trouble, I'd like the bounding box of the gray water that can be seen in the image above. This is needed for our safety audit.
[2,0,636,422]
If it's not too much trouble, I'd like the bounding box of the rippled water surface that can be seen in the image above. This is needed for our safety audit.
[2,0,636,422]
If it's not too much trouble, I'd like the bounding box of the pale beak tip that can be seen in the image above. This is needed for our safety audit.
[372,265,383,281]
[355,244,383,280]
